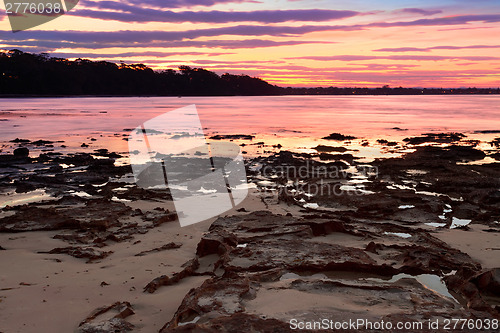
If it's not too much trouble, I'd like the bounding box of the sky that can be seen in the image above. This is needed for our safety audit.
[1,0,500,87]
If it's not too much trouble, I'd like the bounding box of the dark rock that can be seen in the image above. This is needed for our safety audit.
[5,199,133,235]
[377,139,398,146]
[322,133,356,141]
[445,272,498,314]
[162,313,299,333]
[204,211,312,244]
[197,212,387,274]
[403,132,465,145]
[134,242,182,257]
[14,180,36,193]
[93,149,122,158]
[225,239,381,273]
[60,153,94,165]
[209,134,254,140]
[474,268,500,296]
[13,147,29,157]
[31,140,54,146]
[255,151,349,179]
[0,154,16,164]
[437,145,486,161]
[475,130,500,134]
[291,219,350,236]
[144,258,200,293]
[365,241,381,254]
[318,153,355,163]
[378,145,487,166]
[314,145,348,153]
[373,241,480,274]
[196,232,238,257]
[78,301,134,333]
[0,207,80,232]
[490,137,500,148]
[9,138,30,143]
[162,277,251,330]
[44,246,113,263]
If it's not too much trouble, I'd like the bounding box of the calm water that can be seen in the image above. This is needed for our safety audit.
[1,95,499,158]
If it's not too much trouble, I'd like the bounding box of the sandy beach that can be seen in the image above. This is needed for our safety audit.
[0,130,499,332]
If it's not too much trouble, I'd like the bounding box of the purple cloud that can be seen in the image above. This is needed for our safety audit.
[49,51,234,58]
[396,8,443,16]
[374,45,500,52]
[289,55,500,61]
[374,47,431,52]
[367,14,500,28]
[180,63,420,74]
[103,0,254,8]
[0,36,332,51]
[74,3,359,24]
[0,25,348,47]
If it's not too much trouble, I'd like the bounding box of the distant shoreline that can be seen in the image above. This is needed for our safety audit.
[1,91,500,98]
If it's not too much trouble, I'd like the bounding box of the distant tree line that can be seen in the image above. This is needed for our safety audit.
[0,50,281,96]
[0,50,498,96]
[281,85,500,95]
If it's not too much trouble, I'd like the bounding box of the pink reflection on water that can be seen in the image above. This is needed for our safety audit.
[1,96,499,158]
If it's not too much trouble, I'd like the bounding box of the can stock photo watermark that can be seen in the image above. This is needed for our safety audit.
[3,0,79,31]
[128,104,249,227]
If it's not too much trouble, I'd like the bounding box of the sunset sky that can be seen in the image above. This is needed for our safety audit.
[1,0,500,87]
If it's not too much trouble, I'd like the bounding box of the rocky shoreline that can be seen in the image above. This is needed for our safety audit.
[0,133,499,332]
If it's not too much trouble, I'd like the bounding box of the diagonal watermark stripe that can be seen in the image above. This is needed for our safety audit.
[128,104,248,227]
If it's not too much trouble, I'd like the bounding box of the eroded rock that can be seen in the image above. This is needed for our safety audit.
[78,301,135,333]
[43,246,113,263]
[144,258,201,293]
[162,313,301,333]
[162,277,251,330]
[135,242,182,257]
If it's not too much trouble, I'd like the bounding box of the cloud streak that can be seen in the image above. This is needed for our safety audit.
[115,0,254,8]
[289,55,500,61]
[374,45,500,52]
[75,4,359,23]
[0,25,341,45]
[0,37,333,51]
[395,8,443,16]
[49,51,234,58]
[365,14,500,28]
